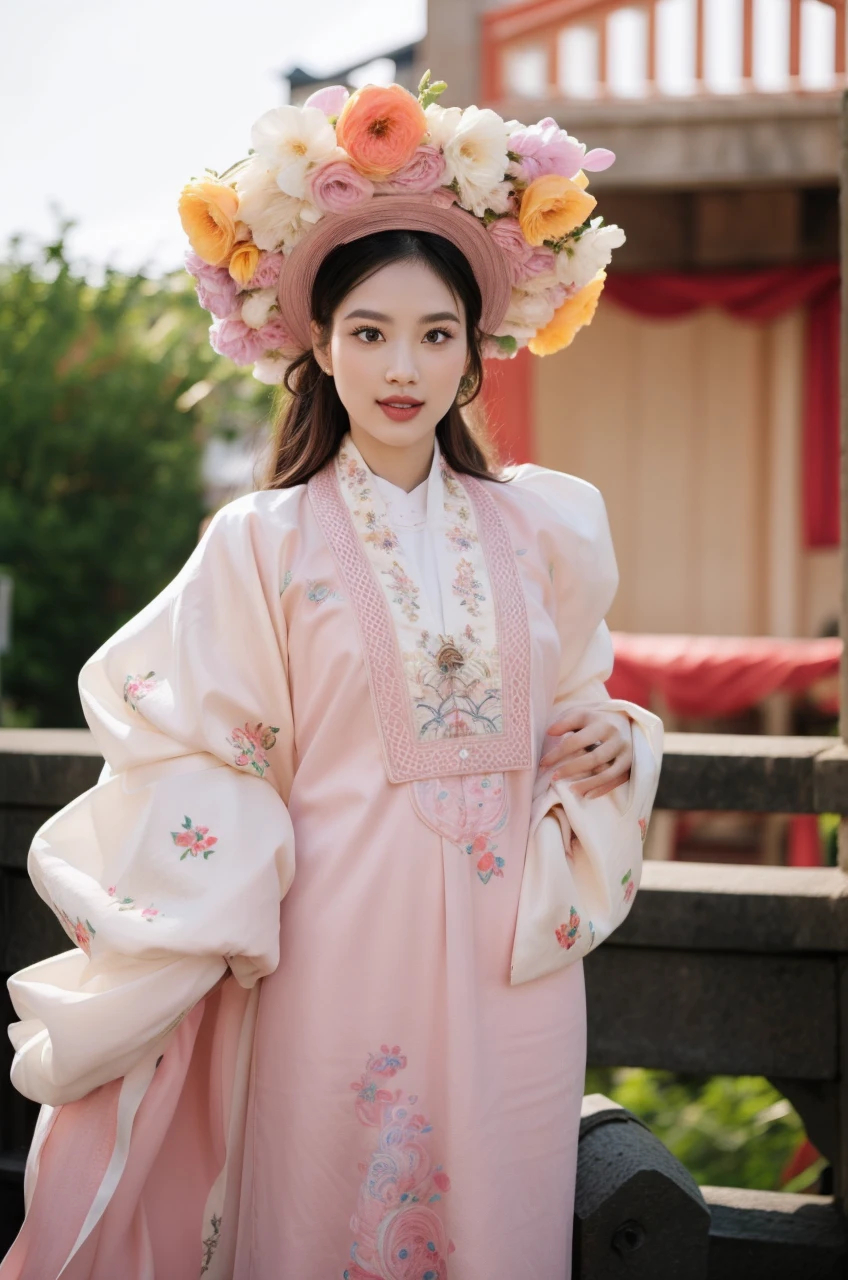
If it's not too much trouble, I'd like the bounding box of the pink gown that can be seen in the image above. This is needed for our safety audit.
[0,434,661,1279]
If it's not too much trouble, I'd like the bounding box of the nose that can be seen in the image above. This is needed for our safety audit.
[384,340,419,387]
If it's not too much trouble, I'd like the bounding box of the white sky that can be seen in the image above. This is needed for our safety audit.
[0,0,426,275]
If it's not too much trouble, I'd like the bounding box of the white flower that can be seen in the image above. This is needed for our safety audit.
[424,102,463,150]
[250,104,338,199]
[236,155,322,252]
[556,220,626,292]
[253,355,290,385]
[441,106,510,218]
[497,288,557,340]
[241,287,279,330]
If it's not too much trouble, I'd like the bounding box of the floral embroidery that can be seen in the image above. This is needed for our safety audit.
[383,560,420,624]
[123,671,158,710]
[515,547,527,556]
[410,632,501,741]
[556,906,581,950]
[465,831,505,884]
[52,903,96,956]
[638,817,648,842]
[451,557,485,617]
[227,722,279,777]
[344,1045,455,1279]
[439,461,463,499]
[280,569,292,596]
[587,920,596,949]
[446,522,476,553]
[329,434,525,768]
[548,562,555,583]
[107,886,160,920]
[171,816,218,860]
[200,1213,221,1275]
[307,579,343,604]
[364,510,401,554]
[622,868,635,903]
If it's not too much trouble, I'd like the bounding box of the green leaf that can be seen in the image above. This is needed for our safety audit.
[492,334,518,355]
[183,815,193,829]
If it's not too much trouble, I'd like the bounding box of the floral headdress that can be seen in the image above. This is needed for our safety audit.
[178,71,625,384]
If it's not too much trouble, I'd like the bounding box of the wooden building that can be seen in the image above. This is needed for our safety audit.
[288,0,845,642]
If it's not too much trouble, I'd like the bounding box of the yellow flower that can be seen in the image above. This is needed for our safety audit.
[518,174,596,247]
[178,180,240,267]
[228,240,261,285]
[528,270,607,356]
[573,169,590,190]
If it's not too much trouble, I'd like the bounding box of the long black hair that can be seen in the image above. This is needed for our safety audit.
[261,229,503,489]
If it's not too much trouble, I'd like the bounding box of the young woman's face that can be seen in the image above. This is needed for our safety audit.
[315,258,469,455]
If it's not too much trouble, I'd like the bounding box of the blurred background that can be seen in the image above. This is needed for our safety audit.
[2,0,846,1210]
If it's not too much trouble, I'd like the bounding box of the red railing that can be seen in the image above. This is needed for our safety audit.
[481,0,846,102]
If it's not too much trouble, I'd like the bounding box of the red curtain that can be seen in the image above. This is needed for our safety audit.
[604,265,841,548]
[607,631,841,717]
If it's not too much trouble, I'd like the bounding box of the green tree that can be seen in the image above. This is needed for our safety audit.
[585,1066,822,1192]
[0,225,268,727]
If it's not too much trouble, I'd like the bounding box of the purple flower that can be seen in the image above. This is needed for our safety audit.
[185,250,239,319]
[377,145,446,194]
[508,117,585,182]
[247,250,284,290]
[304,84,350,118]
[309,159,375,213]
[209,316,268,365]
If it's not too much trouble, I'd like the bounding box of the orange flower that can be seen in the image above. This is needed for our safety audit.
[336,83,427,179]
[518,174,596,247]
[178,180,240,266]
[528,270,607,356]
[228,240,261,285]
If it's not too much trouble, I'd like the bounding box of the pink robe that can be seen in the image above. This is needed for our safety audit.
[0,434,661,1279]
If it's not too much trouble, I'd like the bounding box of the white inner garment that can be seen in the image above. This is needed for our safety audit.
[372,469,446,633]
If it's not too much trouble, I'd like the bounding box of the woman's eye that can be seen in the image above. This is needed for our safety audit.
[423,328,453,344]
[352,326,383,343]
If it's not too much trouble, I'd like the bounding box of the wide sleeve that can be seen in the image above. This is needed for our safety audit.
[509,471,663,985]
[8,494,297,1105]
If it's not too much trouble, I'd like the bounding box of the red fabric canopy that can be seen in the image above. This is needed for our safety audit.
[605,265,841,548]
[608,631,841,717]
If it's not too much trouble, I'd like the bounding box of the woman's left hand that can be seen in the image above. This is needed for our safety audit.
[539,707,633,800]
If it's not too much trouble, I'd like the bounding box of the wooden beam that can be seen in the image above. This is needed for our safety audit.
[646,1,657,90]
[789,0,802,81]
[742,0,754,82]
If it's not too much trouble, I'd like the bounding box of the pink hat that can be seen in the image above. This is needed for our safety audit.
[275,193,514,351]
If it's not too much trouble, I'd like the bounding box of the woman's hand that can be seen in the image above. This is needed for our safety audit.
[539,707,633,800]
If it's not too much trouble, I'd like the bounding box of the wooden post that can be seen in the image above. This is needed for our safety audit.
[841,92,848,876]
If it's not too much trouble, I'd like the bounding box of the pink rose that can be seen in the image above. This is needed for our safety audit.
[485,217,532,285]
[247,250,284,290]
[377,145,446,194]
[185,250,239,318]
[209,316,268,365]
[258,316,297,352]
[309,160,375,214]
[515,244,557,286]
[304,84,350,118]
[430,187,458,209]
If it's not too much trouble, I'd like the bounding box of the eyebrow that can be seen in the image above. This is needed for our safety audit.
[343,308,461,324]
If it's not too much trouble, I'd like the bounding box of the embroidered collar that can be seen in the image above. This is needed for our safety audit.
[308,433,532,782]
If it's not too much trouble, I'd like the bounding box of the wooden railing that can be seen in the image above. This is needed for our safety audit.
[482,0,847,103]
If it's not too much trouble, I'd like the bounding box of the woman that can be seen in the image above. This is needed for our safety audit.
[1,78,662,1278]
